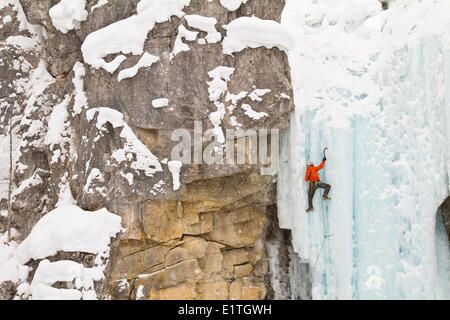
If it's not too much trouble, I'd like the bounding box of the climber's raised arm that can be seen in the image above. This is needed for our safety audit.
[315,159,325,171]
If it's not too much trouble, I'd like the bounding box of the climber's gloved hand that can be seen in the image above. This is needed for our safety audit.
[323,156,327,161]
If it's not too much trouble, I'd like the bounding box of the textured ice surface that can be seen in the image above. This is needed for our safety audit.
[279,0,450,299]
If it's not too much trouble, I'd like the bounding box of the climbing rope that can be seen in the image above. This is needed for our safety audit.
[311,190,334,273]
[310,146,334,274]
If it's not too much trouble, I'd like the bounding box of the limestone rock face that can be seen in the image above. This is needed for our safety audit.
[2,0,295,300]
[108,171,274,299]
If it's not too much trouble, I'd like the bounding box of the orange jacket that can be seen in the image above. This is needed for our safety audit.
[305,161,325,183]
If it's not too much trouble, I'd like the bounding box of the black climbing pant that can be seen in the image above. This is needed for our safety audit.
[308,181,331,209]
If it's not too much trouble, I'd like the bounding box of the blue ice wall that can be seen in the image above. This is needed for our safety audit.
[279,0,450,299]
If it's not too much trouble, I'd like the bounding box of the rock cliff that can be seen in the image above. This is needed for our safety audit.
[0,0,296,299]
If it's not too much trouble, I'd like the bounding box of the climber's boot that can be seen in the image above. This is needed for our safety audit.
[306,207,314,212]
[323,196,331,200]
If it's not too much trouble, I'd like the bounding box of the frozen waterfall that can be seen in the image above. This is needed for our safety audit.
[278,0,450,299]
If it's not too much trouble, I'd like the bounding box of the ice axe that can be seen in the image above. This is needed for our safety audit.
[323,147,328,160]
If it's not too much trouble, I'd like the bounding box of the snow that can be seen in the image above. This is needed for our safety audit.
[16,282,31,299]
[229,116,241,129]
[17,204,122,264]
[23,120,43,138]
[72,62,88,116]
[56,181,76,207]
[219,0,247,12]
[120,172,134,185]
[0,135,11,200]
[0,61,52,198]
[81,0,190,73]
[3,15,12,23]
[207,66,235,102]
[119,127,162,176]
[279,93,291,100]
[12,170,43,200]
[222,16,295,55]
[206,65,273,139]
[19,60,55,119]
[0,232,30,284]
[279,0,450,299]
[185,15,221,43]
[91,0,108,12]
[225,91,247,105]
[152,98,169,108]
[207,66,235,144]
[1,0,45,35]
[249,88,271,102]
[136,285,144,300]
[170,24,198,61]
[118,52,159,82]
[5,35,39,51]
[83,168,104,194]
[151,179,165,195]
[45,95,70,163]
[30,259,104,300]
[49,0,88,33]
[44,95,70,163]
[168,160,182,191]
[86,106,123,128]
[241,103,268,120]
[87,107,163,176]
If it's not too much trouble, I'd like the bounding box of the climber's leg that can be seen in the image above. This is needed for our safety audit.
[307,181,318,211]
[319,182,331,200]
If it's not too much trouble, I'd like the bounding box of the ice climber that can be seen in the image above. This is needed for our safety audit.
[305,154,331,212]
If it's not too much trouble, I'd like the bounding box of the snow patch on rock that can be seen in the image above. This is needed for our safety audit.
[152,98,169,108]
[168,160,182,191]
[170,24,198,61]
[17,204,122,264]
[0,232,30,285]
[5,35,39,51]
[30,259,104,300]
[91,0,108,12]
[49,0,88,33]
[81,0,190,73]
[45,95,71,164]
[86,107,163,177]
[222,16,295,55]
[207,66,235,143]
[241,103,268,120]
[72,62,88,116]
[219,0,248,12]
[1,0,45,35]
[185,15,221,43]
[118,52,159,82]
